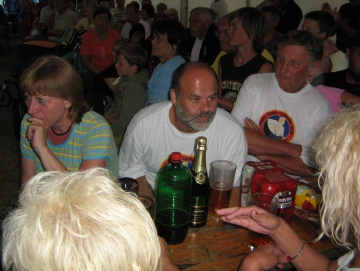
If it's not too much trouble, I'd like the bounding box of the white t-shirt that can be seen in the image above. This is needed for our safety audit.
[231,73,331,167]
[337,250,360,270]
[120,19,151,40]
[119,101,248,189]
[191,37,203,62]
[330,50,349,72]
[210,0,228,25]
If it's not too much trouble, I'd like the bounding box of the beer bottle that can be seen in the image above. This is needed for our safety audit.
[155,152,192,245]
[190,137,210,228]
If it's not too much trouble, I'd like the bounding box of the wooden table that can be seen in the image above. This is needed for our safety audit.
[169,187,348,271]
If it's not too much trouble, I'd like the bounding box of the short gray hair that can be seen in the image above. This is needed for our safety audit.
[190,7,214,22]
[277,30,323,64]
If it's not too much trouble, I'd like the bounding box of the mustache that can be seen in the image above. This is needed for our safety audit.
[193,111,214,121]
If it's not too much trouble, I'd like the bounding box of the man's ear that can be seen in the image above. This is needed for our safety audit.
[308,60,321,77]
[170,89,177,105]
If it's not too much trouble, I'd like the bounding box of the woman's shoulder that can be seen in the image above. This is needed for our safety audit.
[78,111,110,130]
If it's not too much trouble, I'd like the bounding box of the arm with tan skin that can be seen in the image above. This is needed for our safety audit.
[136,175,154,199]
[217,206,339,271]
[244,118,312,176]
[342,91,360,105]
[81,55,101,74]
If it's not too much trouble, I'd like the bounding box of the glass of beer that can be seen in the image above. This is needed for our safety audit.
[248,193,278,251]
[208,160,237,221]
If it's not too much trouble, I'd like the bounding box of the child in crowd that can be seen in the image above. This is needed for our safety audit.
[104,42,148,146]
[302,11,335,77]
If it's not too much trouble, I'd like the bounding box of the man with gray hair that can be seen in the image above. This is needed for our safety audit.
[231,30,331,177]
[119,61,247,199]
[186,7,221,65]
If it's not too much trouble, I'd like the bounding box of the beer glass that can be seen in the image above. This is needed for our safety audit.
[208,160,237,221]
[248,193,278,251]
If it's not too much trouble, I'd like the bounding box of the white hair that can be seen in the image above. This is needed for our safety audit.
[2,168,161,271]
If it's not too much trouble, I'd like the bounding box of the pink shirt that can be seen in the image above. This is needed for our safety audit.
[316,85,344,114]
[80,28,120,73]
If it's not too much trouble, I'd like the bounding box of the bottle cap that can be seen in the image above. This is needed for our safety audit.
[171,152,182,163]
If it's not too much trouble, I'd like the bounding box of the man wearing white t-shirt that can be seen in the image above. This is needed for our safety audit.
[232,30,331,176]
[120,1,150,39]
[119,62,247,199]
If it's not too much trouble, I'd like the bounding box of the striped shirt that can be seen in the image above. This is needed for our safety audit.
[21,111,119,179]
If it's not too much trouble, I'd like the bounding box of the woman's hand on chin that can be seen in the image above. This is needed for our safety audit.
[27,117,49,153]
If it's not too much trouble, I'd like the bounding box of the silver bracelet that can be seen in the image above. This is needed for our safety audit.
[291,238,306,261]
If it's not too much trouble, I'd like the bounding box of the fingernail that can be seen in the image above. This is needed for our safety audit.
[286,256,291,261]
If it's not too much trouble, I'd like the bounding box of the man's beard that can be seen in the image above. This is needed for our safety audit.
[175,102,216,131]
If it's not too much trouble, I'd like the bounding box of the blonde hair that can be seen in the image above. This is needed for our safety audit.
[315,106,360,250]
[2,168,161,271]
[19,55,90,123]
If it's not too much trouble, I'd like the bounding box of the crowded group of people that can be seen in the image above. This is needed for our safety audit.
[3,0,360,270]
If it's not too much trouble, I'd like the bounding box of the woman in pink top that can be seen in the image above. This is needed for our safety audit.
[81,7,120,96]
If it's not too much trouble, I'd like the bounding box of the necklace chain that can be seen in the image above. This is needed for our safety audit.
[51,123,73,136]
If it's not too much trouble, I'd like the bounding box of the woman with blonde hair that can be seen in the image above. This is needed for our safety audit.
[2,168,179,270]
[20,55,118,186]
[217,106,360,270]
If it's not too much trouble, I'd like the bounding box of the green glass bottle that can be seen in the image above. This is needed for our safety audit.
[155,152,192,245]
[190,137,210,228]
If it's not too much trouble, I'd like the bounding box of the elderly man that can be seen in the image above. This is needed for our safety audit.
[119,62,247,198]
[120,1,150,39]
[186,7,221,65]
[211,14,236,76]
[232,30,331,176]
[311,31,360,96]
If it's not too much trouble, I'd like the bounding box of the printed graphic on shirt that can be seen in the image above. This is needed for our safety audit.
[159,154,195,170]
[258,110,295,141]
[222,80,242,101]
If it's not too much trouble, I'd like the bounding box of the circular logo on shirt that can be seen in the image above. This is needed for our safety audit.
[258,110,295,141]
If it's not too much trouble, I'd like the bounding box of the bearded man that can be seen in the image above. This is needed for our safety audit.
[118,61,247,199]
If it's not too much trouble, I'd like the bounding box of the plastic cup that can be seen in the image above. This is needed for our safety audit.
[208,160,237,221]
[248,193,278,251]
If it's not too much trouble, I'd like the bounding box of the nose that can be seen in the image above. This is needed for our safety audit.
[200,99,211,112]
[26,98,37,115]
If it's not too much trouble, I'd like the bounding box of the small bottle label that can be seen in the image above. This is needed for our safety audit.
[191,204,208,225]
